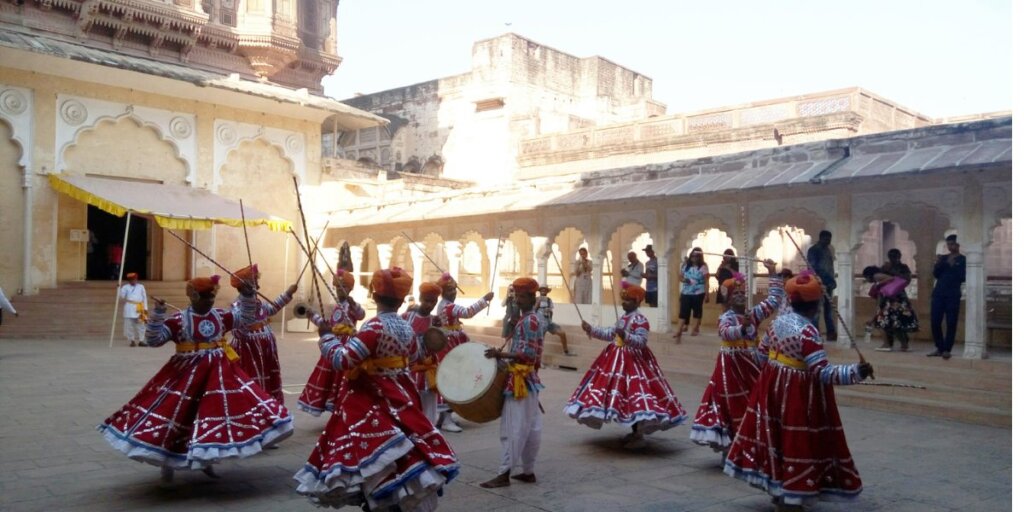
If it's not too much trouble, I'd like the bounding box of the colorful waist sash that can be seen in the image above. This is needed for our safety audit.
[176,339,239,361]
[768,349,807,370]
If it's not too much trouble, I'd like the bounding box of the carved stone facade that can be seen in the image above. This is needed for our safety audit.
[0,0,340,91]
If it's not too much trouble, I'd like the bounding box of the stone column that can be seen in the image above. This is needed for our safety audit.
[656,257,670,333]
[591,251,606,326]
[377,243,392,270]
[532,237,550,286]
[410,249,424,300]
[835,250,855,348]
[349,245,364,298]
[962,248,987,359]
[444,241,462,282]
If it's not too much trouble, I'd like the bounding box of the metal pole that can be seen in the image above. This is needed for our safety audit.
[109,212,132,348]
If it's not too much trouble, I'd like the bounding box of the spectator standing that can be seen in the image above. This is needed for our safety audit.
[572,247,593,304]
[863,248,919,352]
[806,230,838,341]
[714,249,740,304]
[501,285,519,340]
[621,251,643,286]
[643,244,658,307]
[673,247,709,341]
[929,234,966,360]
[536,285,575,356]
[118,272,147,347]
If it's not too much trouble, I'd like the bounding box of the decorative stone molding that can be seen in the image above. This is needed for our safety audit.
[0,85,33,171]
[667,205,736,254]
[598,210,656,248]
[55,94,198,183]
[213,119,307,190]
[982,183,1012,247]
[852,188,959,239]
[749,196,833,250]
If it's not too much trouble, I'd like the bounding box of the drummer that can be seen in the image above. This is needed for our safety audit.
[480,277,544,489]
[434,272,495,433]
[403,282,443,425]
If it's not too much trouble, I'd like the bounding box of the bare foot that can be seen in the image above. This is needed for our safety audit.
[511,473,537,483]
[480,472,511,488]
[690,327,700,336]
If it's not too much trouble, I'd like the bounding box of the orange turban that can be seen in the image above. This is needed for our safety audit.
[333,269,355,290]
[511,277,539,294]
[621,284,646,303]
[125,272,138,280]
[721,272,747,301]
[230,264,259,289]
[436,272,457,289]
[371,267,413,300]
[419,282,442,299]
[785,270,823,303]
[187,275,221,295]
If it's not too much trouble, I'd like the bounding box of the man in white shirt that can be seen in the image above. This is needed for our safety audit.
[621,251,643,286]
[118,273,148,347]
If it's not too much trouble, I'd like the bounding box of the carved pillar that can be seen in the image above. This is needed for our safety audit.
[349,245,364,298]
[591,251,606,325]
[656,257,670,333]
[535,240,551,287]
[410,249,424,300]
[963,248,986,359]
[377,243,392,270]
[835,250,854,348]
[834,191,854,348]
[444,241,462,283]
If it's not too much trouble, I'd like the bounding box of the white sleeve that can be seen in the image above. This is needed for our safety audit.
[0,287,16,315]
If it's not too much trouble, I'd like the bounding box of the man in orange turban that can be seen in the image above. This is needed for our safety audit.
[333,269,355,299]
[227,263,297,403]
[185,275,221,314]
[402,281,445,424]
[725,267,872,508]
[370,267,413,305]
[575,281,686,449]
[481,275,545,489]
[119,271,148,347]
[433,271,495,433]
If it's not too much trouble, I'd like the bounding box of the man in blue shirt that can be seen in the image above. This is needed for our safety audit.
[643,245,658,307]
[806,230,838,341]
[928,234,967,360]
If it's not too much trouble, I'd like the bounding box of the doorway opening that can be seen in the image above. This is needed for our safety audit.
[86,205,149,280]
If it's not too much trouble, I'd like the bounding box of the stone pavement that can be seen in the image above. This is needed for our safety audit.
[0,334,1010,512]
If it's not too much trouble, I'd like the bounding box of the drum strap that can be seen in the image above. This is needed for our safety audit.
[509,363,534,400]
[176,338,239,362]
[410,356,438,391]
[347,356,408,379]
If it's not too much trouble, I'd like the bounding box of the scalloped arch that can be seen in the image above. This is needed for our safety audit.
[61,114,190,181]
[671,213,733,255]
[853,201,951,251]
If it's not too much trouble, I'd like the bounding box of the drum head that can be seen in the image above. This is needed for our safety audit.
[436,342,498,404]
[423,327,447,354]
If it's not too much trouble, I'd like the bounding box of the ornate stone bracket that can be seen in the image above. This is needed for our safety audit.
[213,119,306,190]
[55,94,197,183]
[0,85,34,174]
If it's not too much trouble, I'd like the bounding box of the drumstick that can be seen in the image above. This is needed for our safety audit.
[486,231,505,314]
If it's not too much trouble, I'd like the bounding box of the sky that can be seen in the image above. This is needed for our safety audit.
[322,0,1011,119]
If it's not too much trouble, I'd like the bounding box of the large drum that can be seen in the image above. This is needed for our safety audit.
[436,342,507,424]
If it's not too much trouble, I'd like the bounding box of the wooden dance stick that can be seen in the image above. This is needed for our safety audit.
[239,199,257,288]
[485,233,505,313]
[291,176,326,318]
[164,230,274,303]
[401,231,465,294]
[287,228,341,305]
[150,296,182,312]
[858,381,926,389]
[782,231,872,375]
[295,222,329,284]
[549,249,591,339]
[604,254,620,320]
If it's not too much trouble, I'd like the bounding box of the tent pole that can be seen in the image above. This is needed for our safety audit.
[109,212,132,348]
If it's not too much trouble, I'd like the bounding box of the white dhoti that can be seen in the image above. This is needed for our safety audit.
[497,392,542,475]
[123,317,145,343]
[419,389,439,427]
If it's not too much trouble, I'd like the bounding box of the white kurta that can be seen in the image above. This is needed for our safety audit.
[119,283,148,318]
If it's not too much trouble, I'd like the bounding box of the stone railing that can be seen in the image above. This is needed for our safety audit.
[517,88,932,166]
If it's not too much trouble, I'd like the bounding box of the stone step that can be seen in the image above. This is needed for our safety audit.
[834,389,1011,428]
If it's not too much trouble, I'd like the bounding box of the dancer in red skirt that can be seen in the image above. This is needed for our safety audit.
[297,269,366,416]
[566,284,687,449]
[229,264,297,403]
[98,276,293,482]
[433,272,493,432]
[402,282,443,425]
[690,259,782,455]
[295,267,458,511]
[724,271,873,511]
